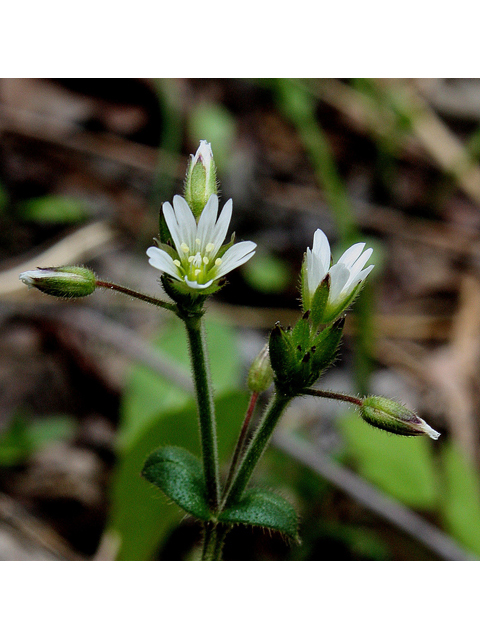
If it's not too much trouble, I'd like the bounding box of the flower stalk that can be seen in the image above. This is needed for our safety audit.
[223,391,292,508]
[95,280,177,312]
[184,315,220,512]
[221,391,260,503]
[303,387,363,406]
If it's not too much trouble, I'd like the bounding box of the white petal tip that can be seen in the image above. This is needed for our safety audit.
[19,272,34,285]
[419,420,441,440]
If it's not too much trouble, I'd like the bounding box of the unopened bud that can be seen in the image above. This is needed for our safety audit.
[247,344,274,393]
[184,140,217,219]
[19,266,97,298]
[360,396,440,440]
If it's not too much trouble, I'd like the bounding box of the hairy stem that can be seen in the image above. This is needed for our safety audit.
[221,391,259,504]
[224,391,291,507]
[95,280,177,312]
[303,388,363,406]
[201,522,230,561]
[185,316,220,513]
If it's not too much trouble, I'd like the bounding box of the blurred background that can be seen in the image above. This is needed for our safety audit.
[1,78,480,561]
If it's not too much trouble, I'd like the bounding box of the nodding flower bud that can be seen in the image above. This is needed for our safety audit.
[19,266,97,298]
[247,344,274,393]
[360,396,440,440]
[184,140,218,219]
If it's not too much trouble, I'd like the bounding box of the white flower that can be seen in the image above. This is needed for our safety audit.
[303,229,374,322]
[147,194,256,291]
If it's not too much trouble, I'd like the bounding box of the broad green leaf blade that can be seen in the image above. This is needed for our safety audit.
[109,389,249,560]
[142,446,210,521]
[440,441,480,556]
[220,488,299,542]
[338,411,438,509]
[108,317,246,560]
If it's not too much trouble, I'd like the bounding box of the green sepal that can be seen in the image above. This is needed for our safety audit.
[291,310,312,351]
[322,282,362,325]
[141,445,211,521]
[19,266,97,298]
[219,488,299,542]
[300,256,311,312]
[269,323,298,381]
[359,396,438,438]
[214,232,236,260]
[152,239,178,261]
[310,273,330,326]
[159,275,210,318]
[307,316,345,385]
[185,162,208,219]
[158,207,173,246]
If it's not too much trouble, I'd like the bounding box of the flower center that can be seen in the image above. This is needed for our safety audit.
[175,238,222,284]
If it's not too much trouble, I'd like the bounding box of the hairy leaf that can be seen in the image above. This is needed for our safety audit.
[220,488,299,541]
[142,446,210,521]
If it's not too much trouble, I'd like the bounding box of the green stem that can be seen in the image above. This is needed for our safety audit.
[201,522,230,561]
[224,391,292,507]
[221,391,259,503]
[185,316,220,513]
[303,388,363,406]
[95,280,177,313]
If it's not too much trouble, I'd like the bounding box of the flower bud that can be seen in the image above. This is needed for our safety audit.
[184,140,217,219]
[360,396,440,440]
[247,344,274,393]
[19,266,97,298]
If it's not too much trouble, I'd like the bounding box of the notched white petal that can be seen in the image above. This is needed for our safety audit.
[173,195,197,249]
[349,247,373,276]
[162,201,182,252]
[146,247,182,280]
[338,242,365,268]
[215,241,256,278]
[210,198,233,252]
[197,194,219,250]
[328,263,350,300]
[312,229,331,273]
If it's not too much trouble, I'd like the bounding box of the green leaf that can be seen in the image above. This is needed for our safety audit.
[219,488,299,541]
[108,318,247,560]
[18,195,89,224]
[338,411,438,509]
[440,441,480,556]
[109,390,249,560]
[142,446,210,521]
